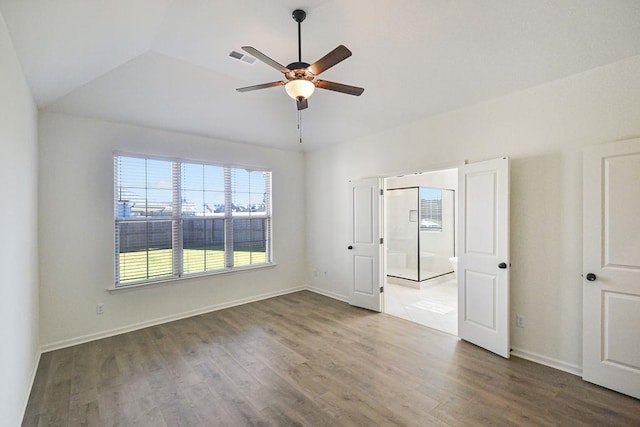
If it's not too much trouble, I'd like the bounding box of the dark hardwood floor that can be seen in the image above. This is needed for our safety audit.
[23,291,640,426]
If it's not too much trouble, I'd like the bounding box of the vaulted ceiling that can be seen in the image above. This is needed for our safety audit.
[3,0,640,151]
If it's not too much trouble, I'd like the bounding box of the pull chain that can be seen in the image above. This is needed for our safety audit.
[298,110,303,143]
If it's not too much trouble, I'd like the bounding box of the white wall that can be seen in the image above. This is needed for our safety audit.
[0,12,39,427]
[306,54,640,372]
[38,112,306,349]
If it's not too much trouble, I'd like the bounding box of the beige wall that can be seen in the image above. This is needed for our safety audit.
[38,112,306,349]
[306,54,640,373]
[0,11,39,426]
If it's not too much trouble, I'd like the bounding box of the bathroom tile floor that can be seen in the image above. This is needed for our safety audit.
[384,274,458,335]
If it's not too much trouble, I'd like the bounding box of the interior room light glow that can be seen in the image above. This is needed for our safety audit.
[285,79,315,99]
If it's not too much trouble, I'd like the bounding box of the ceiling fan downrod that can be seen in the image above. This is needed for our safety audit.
[292,9,306,63]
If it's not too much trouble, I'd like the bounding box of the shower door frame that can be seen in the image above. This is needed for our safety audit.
[385,186,456,283]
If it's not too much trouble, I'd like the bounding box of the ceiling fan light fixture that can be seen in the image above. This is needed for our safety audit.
[285,79,315,99]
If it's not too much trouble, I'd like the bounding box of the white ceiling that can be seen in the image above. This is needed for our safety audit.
[3,0,640,152]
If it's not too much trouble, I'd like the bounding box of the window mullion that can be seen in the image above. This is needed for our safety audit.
[145,160,150,280]
[114,156,121,283]
[224,167,233,268]
[264,172,272,263]
[172,161,183,277]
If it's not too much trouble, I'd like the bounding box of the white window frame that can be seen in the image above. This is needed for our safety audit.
[114,153,273,288]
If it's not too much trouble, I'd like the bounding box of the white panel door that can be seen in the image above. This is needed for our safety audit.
[348,178,383,312]
[583,138,640,399]
[458,158,510,358]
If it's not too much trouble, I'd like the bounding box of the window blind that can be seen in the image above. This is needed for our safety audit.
[114,154,272,287]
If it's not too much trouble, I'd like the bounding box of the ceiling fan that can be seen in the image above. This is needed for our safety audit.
[236,9,364,111]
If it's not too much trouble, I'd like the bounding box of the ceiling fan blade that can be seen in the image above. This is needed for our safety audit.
[315,80,364,96]
[297,97,308,110]
[307,45,352,76]
[241,46,290,73]
[236,81,286,92]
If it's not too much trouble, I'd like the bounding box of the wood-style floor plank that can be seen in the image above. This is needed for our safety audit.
[23,290,640,426]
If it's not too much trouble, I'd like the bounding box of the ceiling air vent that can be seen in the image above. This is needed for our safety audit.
[228,50,256,65]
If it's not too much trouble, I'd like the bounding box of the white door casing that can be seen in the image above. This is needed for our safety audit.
[583,138,640,399]
[458,158,510,358]
[348,178,383,312]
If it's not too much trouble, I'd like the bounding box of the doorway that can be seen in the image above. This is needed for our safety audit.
[383,169,458,335]
[348,157,510,357]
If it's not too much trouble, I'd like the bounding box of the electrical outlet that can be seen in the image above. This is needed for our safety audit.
[96,303,105,315]
[516,314,525,328]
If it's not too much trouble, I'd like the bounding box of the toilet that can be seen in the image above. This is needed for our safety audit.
[449,257,458,278]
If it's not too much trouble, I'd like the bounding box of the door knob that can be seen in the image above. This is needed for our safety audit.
[498,262,507,269]
[347,245,353,250]
[586,273,596,281]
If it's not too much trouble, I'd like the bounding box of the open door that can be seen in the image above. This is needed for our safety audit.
[348,178,383,311]
[583,138,640,399]
[458,158,510,358]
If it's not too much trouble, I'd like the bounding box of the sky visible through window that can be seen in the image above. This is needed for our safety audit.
[420,187,442,202]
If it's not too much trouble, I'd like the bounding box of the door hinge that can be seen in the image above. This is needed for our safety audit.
[380,189,384,196]
[379,237,384,244]
[380,286,384,293]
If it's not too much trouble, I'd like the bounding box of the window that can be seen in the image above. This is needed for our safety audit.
[114,154,272,287]
[419,187,442,231]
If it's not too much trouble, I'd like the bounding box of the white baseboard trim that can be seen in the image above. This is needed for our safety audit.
[306,286,349,303]
[21,349,42,424]
[510,347,582,377]
[40,285,306,353]
[37,287,583,379]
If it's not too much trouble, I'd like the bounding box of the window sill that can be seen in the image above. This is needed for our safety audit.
[107,262,277,293]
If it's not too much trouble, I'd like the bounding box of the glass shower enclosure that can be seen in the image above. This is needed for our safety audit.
[386,187,455,282]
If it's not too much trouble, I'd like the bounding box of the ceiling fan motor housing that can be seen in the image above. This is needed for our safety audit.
[292,9,306,23]
[286,62,313,81]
